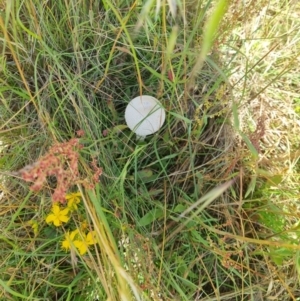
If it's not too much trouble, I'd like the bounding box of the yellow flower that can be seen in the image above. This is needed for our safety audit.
[73,231,97,255]
[80,220,89,231]
[61,229,79,251]
[28,220,38,236]
[85,231,97,245]
[73,240,88,255]
[61,227,97,255]
[46,204,70,227]
[66,192,81,211]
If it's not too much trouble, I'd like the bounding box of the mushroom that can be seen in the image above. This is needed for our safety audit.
[125,95,166,140]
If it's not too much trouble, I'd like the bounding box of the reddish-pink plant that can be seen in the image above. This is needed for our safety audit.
[91,157,103,185]
[20,138,83,203]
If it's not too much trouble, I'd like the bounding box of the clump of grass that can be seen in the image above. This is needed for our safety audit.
[1,0,300,300]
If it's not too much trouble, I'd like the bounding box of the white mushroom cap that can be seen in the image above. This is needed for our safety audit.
[125,95,166,140]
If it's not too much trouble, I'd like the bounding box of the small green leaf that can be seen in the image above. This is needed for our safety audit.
[245,176,257,198]
[174,204,187,213]
[112,125,127,134]
[136,169,153,180]
[269,248,294,266]
[138,208,164,227]
[43,226,58,239]
[265,175,283,188]
[146,153,179,167]
[148,189,164,196]
[168,111,192,124]
[191,231,209,246]
[240,132,258,158]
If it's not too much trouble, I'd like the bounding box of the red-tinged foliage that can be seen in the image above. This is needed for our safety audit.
[91,157,103,185]
[168,70,174,82]
[19,138,82,202]
[76,129,85,137]
[19,130,103,202]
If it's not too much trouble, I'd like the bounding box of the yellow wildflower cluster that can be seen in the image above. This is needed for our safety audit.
[61,229,97,255]
[66,192,81,211]
[29,191,97,256]
[45,192,81,226]
[45,204,70,226]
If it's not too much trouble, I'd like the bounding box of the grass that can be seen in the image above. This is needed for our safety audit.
[0,0,300,300]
